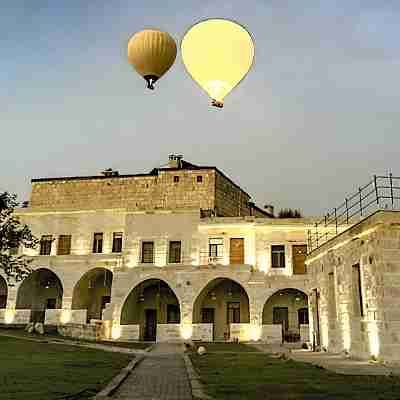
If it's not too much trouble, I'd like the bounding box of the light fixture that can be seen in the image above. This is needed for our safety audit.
[210,291,216,301]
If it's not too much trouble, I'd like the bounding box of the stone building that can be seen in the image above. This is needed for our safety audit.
[0,156,313,344]
[306,210,400,362]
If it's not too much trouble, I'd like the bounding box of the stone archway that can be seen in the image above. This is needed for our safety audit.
[0,275,7,308]
[72,268,113,323]
[120,279,180,341]
[16,268,63,323]
[262,288,308,342]
[193,278,250,341]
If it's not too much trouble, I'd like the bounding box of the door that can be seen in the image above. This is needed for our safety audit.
[201,308,215,340]
[230,238,244,264]
[292,245,307,274]
[144,309,157,341]
[273,307,289,340]
[227,302,240,340]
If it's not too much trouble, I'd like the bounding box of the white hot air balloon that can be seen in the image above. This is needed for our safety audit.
[181,19,255,108]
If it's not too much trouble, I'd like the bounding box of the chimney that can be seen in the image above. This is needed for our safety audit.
[101,168,119,177]
[264,204,274,216]
[168,154,183,169]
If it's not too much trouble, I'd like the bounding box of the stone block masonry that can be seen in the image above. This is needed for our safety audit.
[29,162,264,218]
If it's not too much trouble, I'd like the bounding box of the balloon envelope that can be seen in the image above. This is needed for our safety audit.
[181,19,254,106]
[127,29,177,89]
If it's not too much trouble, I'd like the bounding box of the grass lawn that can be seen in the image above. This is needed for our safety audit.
[0,335,133,400]
[195,342,259,352]
[191,352,400,400]
[0,328,151,350]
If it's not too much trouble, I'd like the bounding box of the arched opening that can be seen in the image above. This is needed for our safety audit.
[72,268,113,323]
[16,268,63,323]
[121,279,180,341]
[0,275,7,308]
[262,288,308,342]
[193,278,250,341]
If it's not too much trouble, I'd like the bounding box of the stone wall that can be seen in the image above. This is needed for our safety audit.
[306,211,400,362]
[192,323,213,342]
[58,322,102,341]
[260,324,282,343]
[215,172,251,217]
[30,169,216,212]
[157,324,182,342]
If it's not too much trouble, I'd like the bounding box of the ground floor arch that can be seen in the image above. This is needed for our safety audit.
[16,268,63,322]
[262,288,308,342]
[72,268,113,323]
[193,278,250,341]
[0,275,7,308]
[121,279,180,341]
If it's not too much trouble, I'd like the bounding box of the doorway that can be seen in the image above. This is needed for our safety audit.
[201,307,215,340]
[144,309,157,341]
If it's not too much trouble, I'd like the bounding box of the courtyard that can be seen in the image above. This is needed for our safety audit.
[190,344,400,400]
[0,334,132,400]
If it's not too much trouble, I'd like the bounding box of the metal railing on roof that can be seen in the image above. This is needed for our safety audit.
[307,174,400,253]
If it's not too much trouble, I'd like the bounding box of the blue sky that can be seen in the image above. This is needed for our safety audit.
[1,1,400,215]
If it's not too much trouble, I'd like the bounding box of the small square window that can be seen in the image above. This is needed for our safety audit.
[174,176,179,183]
[271,245,285,268]
[168,241,181,263]
[197,175,203,183]
[141,241,154,263]
[93,233,103,254]
[112,232,123,253]
[40,235,53,256]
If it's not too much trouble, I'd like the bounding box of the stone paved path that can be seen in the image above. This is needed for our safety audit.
[112,343,192,400]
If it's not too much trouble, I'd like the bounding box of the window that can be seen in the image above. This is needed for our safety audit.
[209,238,224,258]
[40,235,53,256]
[271,245,285,268]
[352,264,364,317]
[141,241,154,263]
[197,175,203,183]
[227,302,240,323]
[112,232,123,253]
[93,233,103,253]
[57,235,71,255]
[298,308,309,325]
[167,304,180,323]
[46,298,57,309]
[174,176,179,183]
[101,296,111,310]
[168,241,181,263]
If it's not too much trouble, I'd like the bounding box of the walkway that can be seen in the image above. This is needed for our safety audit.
[112,343,193,400]
[252,344,400,376]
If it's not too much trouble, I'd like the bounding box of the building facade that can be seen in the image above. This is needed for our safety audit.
[0,156,313,344]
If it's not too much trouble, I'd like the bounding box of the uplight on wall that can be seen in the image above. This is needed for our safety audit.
[5,309,15,324]
[180,323,193,340]
[60,309,71,324]
[249,324,262,341]
[111,324,122,340]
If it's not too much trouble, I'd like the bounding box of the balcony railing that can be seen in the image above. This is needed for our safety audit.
[307,174,400,253]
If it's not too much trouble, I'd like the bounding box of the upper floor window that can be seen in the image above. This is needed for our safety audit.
[40,235,53,256]
[168,241,181,263]
[112,232,123,253]
[197,175,203,183]
[57,235,71,255]
[209,238,224,259]
[174,176,179,183]
[271,245,285,268]
[93,233,103,254]
[141,241,154,263]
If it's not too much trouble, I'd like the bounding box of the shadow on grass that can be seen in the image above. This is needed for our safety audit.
[0,335,132,400]
[191,353,400,400]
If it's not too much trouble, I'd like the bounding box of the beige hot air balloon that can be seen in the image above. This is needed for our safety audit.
[181,19,255,108]
[127,29,177,90]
